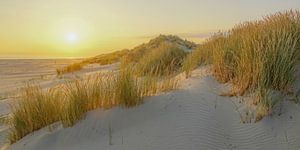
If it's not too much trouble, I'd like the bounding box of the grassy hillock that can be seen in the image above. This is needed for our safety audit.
[57,35,196,75]
[183,10,300,120]
[122,35,196,64]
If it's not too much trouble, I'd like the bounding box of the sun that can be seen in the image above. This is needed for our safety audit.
[66,32,78,43]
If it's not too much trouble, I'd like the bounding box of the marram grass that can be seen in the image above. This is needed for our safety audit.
[8,85,63,143]
[9,68,179,143]
[132,42,187,76]
[183,10,300,119]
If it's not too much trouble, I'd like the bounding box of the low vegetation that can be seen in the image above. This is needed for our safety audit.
[84,49,130,65]
[56,50,129,75]
[9,68,179,143]
[131,42,187,76]
[58,35,196,75]
[122,35,195,64]
[8,85,63,143]
[183,10,300,120]
[56,62,83,75]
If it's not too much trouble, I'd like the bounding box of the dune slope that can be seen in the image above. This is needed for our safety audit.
[9,67,300,150]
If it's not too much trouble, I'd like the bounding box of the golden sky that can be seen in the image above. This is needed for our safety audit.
[0,0,300,58]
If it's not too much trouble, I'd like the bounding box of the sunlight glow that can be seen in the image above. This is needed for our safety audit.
[1,1,300,58]
[66,32,78,43]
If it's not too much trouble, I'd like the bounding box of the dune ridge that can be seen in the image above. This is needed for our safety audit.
[9,66,300,150]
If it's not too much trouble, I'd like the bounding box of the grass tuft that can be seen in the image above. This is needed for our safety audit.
[128,42,187,77]
[116,68,141,107]
[56,63,83,75]
[8,85,63,143]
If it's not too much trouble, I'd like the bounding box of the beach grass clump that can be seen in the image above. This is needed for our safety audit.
[182,10,300,119]
[182,44,211,78]
[138,75,179,97]
[133,42,187,76]
[56,62,83,75]
[8,85,63,143]
[122,35,195,65]
[115,68,142,107]
[60,68,179,126]
[61,80,90,127]
[61,72,119,126]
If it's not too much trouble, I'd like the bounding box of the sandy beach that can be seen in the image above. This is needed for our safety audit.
[1,66,299,150]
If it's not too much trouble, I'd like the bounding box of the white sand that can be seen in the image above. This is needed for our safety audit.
[5,66,300,150]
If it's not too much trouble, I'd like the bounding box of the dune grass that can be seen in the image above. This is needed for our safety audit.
[183,10,300,119]
[9,65,179,143]
[56,70,140,127]
[132,42,187,77]
[122,35,195,65]
[115,68,141,107]
[182,44,211,78]
[56,62,83,75]
[57,35,195,75]
[57,50,130,75]
[8,85,63,143]
[83,49,130,65]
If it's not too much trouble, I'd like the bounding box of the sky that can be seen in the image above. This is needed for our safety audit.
[0,0,300,58]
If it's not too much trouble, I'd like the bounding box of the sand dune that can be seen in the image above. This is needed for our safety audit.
[8,67,300,150]
[0,59,119,149]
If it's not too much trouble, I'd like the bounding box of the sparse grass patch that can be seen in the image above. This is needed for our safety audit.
[182,45,211,78]
[0,115,8,125]
[138,75,179,97]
